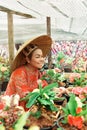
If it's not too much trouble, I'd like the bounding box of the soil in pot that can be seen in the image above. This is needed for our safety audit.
[24,105,59,130]
[26,115,57,130]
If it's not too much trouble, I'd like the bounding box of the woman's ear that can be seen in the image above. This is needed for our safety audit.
[26,57,30,63]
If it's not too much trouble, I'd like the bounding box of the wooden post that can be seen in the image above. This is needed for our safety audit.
[7,13,14,67]
[46,16,52,69]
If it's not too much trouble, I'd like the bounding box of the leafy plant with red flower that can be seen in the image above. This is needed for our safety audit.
[61,94,87,129]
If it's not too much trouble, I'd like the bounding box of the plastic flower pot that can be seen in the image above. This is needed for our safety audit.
[64,65,72,72]
[62,93,70,102]
[56,115,66,130]
[40,126,52,130]
[40,122,57,130]
[54,98,65,105]
[23,126,29,130]
[1,81,8,91]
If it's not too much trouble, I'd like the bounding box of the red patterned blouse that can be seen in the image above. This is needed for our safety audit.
[5,66,48,98]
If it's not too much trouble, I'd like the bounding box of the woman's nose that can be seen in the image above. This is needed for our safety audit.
[40,57,45,61]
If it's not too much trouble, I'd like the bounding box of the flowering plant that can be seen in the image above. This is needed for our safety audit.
[62,94,87,129]
[57,51,65,63]
[0,63,10,82]
[0,94,30,130]
[71,86,87,100]
[41,68,65,84]
[69,73,87,87]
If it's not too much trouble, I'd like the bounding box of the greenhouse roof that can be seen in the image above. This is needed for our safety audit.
[0,0,87,42]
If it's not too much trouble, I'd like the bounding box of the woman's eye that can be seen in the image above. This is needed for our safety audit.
[36,57,39,58]
[35,56,40,58]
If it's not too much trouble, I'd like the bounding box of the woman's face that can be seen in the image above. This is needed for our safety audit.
[28,49,45,69]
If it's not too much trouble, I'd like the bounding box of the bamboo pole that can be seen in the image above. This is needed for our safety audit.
[46,16,52,69]
[7,12,14,67]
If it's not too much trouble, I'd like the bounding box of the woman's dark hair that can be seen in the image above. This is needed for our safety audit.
[28,47,38,60]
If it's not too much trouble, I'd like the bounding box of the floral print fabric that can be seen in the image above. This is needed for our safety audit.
[5,66,47,97]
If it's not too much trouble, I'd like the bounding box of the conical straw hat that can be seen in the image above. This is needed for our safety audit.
[11,35,52,72]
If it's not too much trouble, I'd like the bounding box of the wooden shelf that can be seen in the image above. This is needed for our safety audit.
[63,72,87,79]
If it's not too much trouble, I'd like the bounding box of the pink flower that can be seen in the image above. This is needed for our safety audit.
[83,86,87,94]
[79,94,85,99]
[1,66,7,72]
[69,75,74,83]
[69,73,81,83]
[54,68,61,73]
[72,87,83,95]
[75,73,81,78]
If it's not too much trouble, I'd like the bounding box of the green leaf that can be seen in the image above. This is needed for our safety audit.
[0,124,5,130]
[57,51,65,61]
[38,82,43,94]
[38,98,51,105]
[14,111,30,130]
[47,69,55,77]
[20,91,39,101]
[67,94,77,116]
[62,106,69,116]
[50,104,58,111]
[26,92,40,108]
[31,111,41,118]
[57,128,64,130]
[42,82,58,94]
[79,109,87,116]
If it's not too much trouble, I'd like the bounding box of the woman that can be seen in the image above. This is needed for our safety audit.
[5,35,52,98]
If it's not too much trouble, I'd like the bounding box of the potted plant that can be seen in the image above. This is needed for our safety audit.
[0,62,10,92]
[55,51,65,72]
[63,56,74,72]
[41,69,66,87]
[57,94,87,130]
[0,94,28,130]
[21,82,59,130]
[68,73,87,87]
